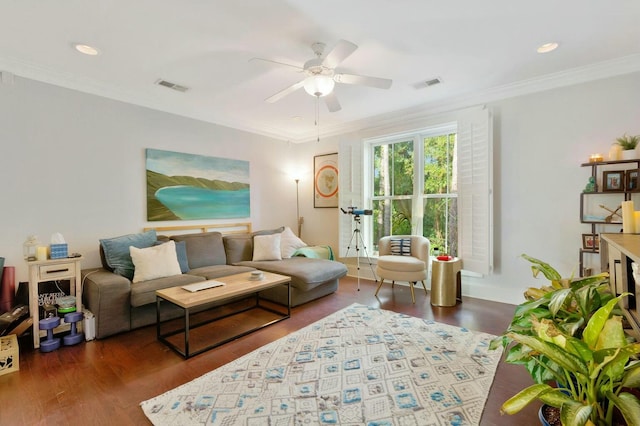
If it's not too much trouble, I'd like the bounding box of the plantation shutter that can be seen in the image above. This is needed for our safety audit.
[338,138,364,257]
[457,106,493,275]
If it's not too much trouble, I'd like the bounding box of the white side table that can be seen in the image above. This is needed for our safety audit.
[27,257,83,348]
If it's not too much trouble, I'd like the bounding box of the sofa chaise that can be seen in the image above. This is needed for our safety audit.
[82,224,347,339]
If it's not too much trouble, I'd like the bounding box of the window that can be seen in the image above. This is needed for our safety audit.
[339,106,493,275]
[370,127,458,255]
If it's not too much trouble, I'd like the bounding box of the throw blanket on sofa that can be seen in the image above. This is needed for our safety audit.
[292,245,334,260]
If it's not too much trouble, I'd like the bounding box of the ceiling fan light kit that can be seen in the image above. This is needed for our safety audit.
[258,39,392,112]
[303,75,335,97]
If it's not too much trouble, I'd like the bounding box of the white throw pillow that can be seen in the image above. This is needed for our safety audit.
[280,226,307,258]
[253,234,282,261]
[130,240,182,283]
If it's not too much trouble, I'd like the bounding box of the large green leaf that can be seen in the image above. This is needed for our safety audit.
[570,272,609,289]
[560,401,592,426]
[621,365,640,388]
[595,316,626,351]
[592,348,625,382]
[507,333,588,375]
[607,391,640,426]
[564,336,593,362]
[592,343,640,383]
[510,307,552,330]
[514,297,553,318]
[539,389,579,407]
[549,288,572,317]
[501,383,553,414]
[583,295,628,349]
[560,317,585,337]
[521,254,562,281]
[593,343,640,364]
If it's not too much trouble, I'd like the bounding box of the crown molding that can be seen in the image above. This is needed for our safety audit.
[300,53,640,143]
[2,53,640,144]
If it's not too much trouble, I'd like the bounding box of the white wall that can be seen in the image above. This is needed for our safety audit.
[2,72,639,306]
[470,72,640,303]
[0,76,314,283]
[290,137,341,250]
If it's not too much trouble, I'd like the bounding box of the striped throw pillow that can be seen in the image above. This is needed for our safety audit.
[390,238,412,256]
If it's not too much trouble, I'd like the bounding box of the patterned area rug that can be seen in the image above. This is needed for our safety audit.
[141,303,503,425]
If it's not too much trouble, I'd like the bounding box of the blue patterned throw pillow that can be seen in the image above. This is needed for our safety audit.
[100,230,157,279]
[390,238,412,256]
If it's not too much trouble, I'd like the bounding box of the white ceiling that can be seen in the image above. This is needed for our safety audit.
[1,1,639,143]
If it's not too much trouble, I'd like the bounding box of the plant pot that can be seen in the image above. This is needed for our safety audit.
[539,404,561,426]
[622,149,636,160]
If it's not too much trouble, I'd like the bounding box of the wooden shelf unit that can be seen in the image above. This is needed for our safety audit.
[580,159,640,276]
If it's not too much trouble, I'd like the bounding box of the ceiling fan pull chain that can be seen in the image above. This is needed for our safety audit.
[316,95,320,142]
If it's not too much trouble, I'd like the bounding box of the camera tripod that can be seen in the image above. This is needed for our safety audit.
[345,214,377,291]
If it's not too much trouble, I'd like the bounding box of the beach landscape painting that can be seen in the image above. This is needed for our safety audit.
[146,148,250,221]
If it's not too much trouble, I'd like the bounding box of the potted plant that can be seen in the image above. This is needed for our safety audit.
[490,254,640,426]
[616,133,640,160]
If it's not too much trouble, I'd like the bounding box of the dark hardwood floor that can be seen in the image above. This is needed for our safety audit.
[0,277,538,425]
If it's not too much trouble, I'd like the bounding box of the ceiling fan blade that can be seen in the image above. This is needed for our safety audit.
[324,92,341,112]
[334,73,392,89]
[322,39,358,69]
[265,79,305,103]
[249,57,303,72]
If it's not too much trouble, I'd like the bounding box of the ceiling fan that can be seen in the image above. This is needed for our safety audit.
[253,39,392,112]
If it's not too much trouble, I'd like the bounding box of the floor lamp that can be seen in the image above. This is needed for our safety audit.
[295,179,302,237]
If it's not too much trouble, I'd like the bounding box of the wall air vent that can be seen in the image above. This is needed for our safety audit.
[155,79,189,92]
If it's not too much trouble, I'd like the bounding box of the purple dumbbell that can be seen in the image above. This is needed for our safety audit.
[63,311,84,346]
[39,317,61,352]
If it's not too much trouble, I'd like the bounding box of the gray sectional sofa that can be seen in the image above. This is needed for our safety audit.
[82,227,347,339]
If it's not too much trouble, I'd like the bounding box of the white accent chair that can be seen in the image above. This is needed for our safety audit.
[375,235,430,303]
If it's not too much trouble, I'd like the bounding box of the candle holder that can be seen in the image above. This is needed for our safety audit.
[589,153,603,163]
[23,235,40,261]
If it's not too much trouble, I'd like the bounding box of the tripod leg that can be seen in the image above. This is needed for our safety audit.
[356,250,360,291]
[344,228,359,258]
[375,278,385,296]
[356,229,378,282]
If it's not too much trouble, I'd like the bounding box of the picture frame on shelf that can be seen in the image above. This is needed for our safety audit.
[582,233,600,250]
[603,170,624,192]
[626,169,640,192]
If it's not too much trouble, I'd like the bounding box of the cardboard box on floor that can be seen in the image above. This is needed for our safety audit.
[0,334,19,376]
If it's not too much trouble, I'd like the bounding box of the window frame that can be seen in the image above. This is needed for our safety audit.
[366,124,458,254]
[338,106,493,276]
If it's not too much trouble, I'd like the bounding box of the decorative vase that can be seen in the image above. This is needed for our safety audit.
[622,149,636,160]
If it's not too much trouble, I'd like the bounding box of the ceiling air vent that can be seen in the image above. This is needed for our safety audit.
[155,79,189,92]
[424,77,441,87]
[412,77,442,90]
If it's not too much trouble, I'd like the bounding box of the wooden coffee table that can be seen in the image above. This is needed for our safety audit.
[156,271,290,358]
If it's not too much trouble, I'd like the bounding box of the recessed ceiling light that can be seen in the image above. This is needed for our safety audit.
[292,116,303,121]
[537,42,559,54]
[74,43,100,56]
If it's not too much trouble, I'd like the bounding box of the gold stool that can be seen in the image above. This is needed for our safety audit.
[430,257,462,306]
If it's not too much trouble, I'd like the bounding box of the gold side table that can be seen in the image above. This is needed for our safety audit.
[430,257,462,307]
